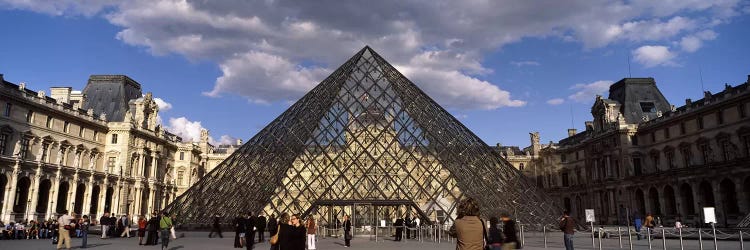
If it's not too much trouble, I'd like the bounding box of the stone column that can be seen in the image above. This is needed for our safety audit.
[45,170,61,219]
[138,153,145,177]
[2,164,20,222]
[68,171,79,213]
[82,175,94,216]
[150,152,158,180]
[98,177,108,215]
[112,178,122,215]
[711,180,726,226]
[147,184,156,214]
[133,184,142,217]
[27,167,42,220]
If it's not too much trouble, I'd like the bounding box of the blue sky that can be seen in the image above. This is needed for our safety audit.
[1,1,749,147]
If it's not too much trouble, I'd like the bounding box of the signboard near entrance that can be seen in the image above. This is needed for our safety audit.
[703,207,717,223]
[585,209,596,222]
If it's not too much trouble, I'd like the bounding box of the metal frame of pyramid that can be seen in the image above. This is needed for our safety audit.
[165,46,560,227]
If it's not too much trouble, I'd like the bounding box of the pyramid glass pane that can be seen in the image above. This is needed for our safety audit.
[165,47,559,227]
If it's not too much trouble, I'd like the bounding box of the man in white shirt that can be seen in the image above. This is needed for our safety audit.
[57,210,74,250]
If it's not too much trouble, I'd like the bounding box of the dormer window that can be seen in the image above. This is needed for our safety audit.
[640,102,656,113]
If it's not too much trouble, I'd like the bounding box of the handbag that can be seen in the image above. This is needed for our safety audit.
[64,224,73,230]
[344,232,352,240]
[270,225,281,245]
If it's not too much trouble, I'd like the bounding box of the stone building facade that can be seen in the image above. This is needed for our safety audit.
[0,74,230,223]
[529,76,750,227]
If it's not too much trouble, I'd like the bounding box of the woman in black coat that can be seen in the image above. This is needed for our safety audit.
[233,215,246,248]
[145,214,159,245]
[285,214,306,250]
[343,215,352,247]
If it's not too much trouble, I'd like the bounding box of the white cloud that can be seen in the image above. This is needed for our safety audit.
[1,0,745,109]
[568,80,613,103]
[546,98,565,105]
[153,97,172,111]
[164,116,236,145]
[680,30,718,52]
[632,45,677,67]
[510,61,541,67]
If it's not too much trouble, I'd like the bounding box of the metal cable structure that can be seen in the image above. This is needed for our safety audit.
[163,46,560,227]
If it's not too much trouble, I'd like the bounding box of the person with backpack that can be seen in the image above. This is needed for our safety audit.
[559,211,576,250]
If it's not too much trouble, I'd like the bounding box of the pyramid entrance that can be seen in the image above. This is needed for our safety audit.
[165,46,559,228]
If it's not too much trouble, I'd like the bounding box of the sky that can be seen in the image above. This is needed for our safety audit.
[0,0,749,147]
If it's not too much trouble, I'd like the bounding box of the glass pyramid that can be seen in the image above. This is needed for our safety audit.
[165,47,559,227]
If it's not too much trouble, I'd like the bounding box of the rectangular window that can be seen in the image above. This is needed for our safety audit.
[575,170,582,185]
[26,110,34,123]
[666,151,675,169]
[79,127,85,138]
[697,116,704,130]
[3,103,11,117]
[741,103,747,118]
[651,153,660,171]
[46,116,54,128]
[179,152,184,160]
[631,135,639,146]
[651,132,656,143]
[94,131,99,141]
[681,147,692,167]
[721,140,732,161]
[178,171,185,185]
[699,144,710,164]
[640,102,656,112]
[664,128,670,139]
[576,151,580,160]
[633,157,643,176]
[107,157,116,173]
[19,138,29,159]
[63,121,70,133]
[717,110,724,125]
[0,133,7,155]
[562,172,569,187]
[111,134,118,144]
[680,122,686,135]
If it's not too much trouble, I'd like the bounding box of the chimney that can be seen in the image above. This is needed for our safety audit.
[568,128,577,137]
[585,121,594,131]
[685,98,692,106]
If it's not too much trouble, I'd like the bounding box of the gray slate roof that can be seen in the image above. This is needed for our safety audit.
[81,75,142,122]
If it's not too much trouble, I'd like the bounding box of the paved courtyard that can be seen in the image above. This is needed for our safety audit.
[0,231,746,250]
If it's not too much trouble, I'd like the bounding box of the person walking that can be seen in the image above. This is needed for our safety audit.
[80,215,90,248]
[137,215,147,245]
[99,212,110,239]
[160,212,174,250]
[500,213,518,250]
[234,214,246,248]
[448,198,483,250]
[267,214,277,243]
[633,211,643,240]
[257,214,267,243]
[209,213,224,238]
[559,211,576,250]
[57,210,74,250]
[343,215,352,247]
[120,214,131,238]
[487,217,503,250]
[305,215,316,250]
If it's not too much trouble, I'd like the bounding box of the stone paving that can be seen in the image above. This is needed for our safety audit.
[0,231,746,250]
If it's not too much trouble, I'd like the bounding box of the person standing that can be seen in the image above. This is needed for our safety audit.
[343,215,352,247]
[256,214,267,243]
[633,211,643,240]
[487,217,503,250]
[245,212,256,250]
[305,216,316,250]
[146,213,159,245]
[99,212,110,239]
[80,215,90,248]
[209,213,224,238]
[500,213,518,250]
[394,216,404,241]
[160,213,173,250]
[234,214,246,248]
[448,198,483,250]
[137,216,147,245]
[120,214,131,238]
[57,210,74,250]
[267,214,278,243]
[272,213,290,250]
[559,211,576,250]
[286,214,306,250]
[405,215,412,239]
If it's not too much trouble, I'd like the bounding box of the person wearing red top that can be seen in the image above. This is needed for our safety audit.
[137,216,147,245]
